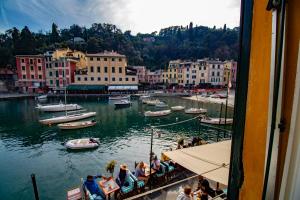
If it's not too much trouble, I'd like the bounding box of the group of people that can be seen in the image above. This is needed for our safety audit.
[177,176,226,200]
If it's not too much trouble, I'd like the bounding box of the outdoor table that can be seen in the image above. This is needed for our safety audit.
[98,177,120,200]
[145,167,156,177]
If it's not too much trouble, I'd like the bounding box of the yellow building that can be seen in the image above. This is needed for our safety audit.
[73,51,138,92]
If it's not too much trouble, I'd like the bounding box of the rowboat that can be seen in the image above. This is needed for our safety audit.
[171,106,185,111]
[114,100,132,109]
[144,109,171,117]
[36,103,82,112]
[200,117,233,125]
[58,120,97,130]
[39,112,97,125]
[109,95,130,101]
[155,102,168,108]
[65,138,100,150]
[185,108,207,114]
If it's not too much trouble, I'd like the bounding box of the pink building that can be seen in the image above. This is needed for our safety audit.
[132,66,146,83]
[231,61,238,88]
[145,69,163,85]
[16,55,46,93]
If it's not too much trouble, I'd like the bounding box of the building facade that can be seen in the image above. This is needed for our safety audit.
[145,69,163,85]
[207,60,225,87]
[132,66,146,83]
[16,55,46,93]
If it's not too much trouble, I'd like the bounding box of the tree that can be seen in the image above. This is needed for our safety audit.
[86,37,100,53]
[51,23,60,43]
[19,26,36,54]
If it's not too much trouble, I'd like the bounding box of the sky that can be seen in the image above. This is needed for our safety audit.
[0,0,240,34]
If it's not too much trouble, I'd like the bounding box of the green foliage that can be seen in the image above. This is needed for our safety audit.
[0,22,239,69]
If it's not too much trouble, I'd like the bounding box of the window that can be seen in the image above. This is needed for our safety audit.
[56,71,59,77]
[126,78,128,81]
[192,75,196,79]
[91,77,94,81]
[104,67,108,73]
[38,59,41,63]
[50,80,53,85]
[217,72,220,76]
[30,59,33,64]
[97,66,100,73]
[104,58,107,61]
[22,75,26,79]
[49,72,53,76]
[62,62,64,67]
[97,77,101,81]
[201,73,204,77]
[90,57,93,61]
[119,58,122,62]
[84,77,88,81]
[21,59,25,63]
[119,78,122,81]
[174,74,176,78]
[38,66,42,71]
[49,63,52,68]
[77,77,81,81]
[112,67,115,73]
[105,77,108,81]
[119,67,122,73]
[31,75,34,79]
[46,63,48,68]
[30,66,34,71]
[186,80,189,84]
[112,77,115,81]
[212,72,215,76]
[199,66,202,70]
[112,58,115,61]
[218,65,220,69]
[132,78,135,81]
[90,66,94,72]
[38,75,42,79]
[204,66,206,70]
[97,57,100,61]
[22,66,25,71]
[187,68,189,71]
[186,74,189,78]
[55,63,58,67]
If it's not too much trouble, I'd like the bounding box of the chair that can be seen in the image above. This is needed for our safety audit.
[82,184,105,200]
[129,171,145,191]
[118,175,135,198]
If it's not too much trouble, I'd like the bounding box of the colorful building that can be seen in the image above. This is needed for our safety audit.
[132,66,147,83]
[145,69,163,85]
[16,55,46,93]
[207,60,225,87]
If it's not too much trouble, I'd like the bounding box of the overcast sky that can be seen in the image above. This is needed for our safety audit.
[0,0,240,34]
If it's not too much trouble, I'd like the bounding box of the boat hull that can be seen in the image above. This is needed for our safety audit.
[36,104,82,112]
[200,118,233,125]
[65,138,99,150]
[171,106,185,111]
[185,108,207,114]
[39,112,97,125]
[58,121,97,130]
[144,110,171,117]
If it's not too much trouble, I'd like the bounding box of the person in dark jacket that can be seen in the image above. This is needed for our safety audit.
[84,175,107,199]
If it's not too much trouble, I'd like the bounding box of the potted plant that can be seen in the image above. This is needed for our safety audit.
[106,160,117,178]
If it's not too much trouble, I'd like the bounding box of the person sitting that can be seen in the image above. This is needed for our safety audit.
[199,179,216,200]
[116,164,129,187]
[134,161,148,183]
[151,155,163,174]
[176,185,193,200]
[84,175,107,199]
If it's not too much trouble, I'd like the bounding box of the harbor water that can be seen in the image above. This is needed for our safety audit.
[0,96,233,200]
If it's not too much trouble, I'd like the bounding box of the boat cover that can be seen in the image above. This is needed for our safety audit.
[163,140,231,186]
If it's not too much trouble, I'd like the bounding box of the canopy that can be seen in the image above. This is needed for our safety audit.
[108,85,138,91]
[163,140,231,186]
[67,84,106,91]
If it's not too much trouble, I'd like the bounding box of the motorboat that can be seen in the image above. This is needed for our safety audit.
[114,100,132,109]
[65,138,100,150]
[140,95,151,100]
[185,108,207,114]
[36,94,47,101]
[145,99,161,106]
[109,95,130,101]
[171,106,185,111]
[58,120,97,130]
[36,102,82,112]
[155,102,168,108]
[39,112,97,125]
[200,116,233,125]
[144,109,171,117]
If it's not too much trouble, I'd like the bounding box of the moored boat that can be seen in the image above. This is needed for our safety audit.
[114,100,132,109]
[185,108,207,114]
[65,138,100,150]
[155,102,168,108]
[171,106,185,111]
[200,117,233,125]
[39,112,97,125]
[109,95,130,101]
[58,120,97,130]
[36,94,47,101]
[145,99,161,106]
[144,109,171,117]
[36,102,82,112]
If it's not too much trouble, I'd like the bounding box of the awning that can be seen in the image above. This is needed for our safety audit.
[163,140,231,186]
[67,84,106,91]
[108,85,138,91]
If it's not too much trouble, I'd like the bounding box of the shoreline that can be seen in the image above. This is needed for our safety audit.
[183,94,235,108]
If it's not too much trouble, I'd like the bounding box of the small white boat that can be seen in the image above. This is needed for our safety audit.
[109,95,130,101]
[171,106,185,111]
[185,108,207,114]
[200,117,233,125]
[36,94,47,101]
[65,138,100,150]
[155,102,168,108]
[144,109,171,117]
[39,112,97,125]
[114,100,132,108]
[58,120,97,130]
[145,99,161,106]
[140,95,151,100]
[36,102,82,112]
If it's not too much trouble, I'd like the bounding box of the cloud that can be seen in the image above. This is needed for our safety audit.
[0,0,240,34]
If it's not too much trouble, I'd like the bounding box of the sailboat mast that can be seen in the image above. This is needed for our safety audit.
[64,57,67,116]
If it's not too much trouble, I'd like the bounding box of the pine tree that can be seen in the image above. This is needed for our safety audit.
[51,23,60,43]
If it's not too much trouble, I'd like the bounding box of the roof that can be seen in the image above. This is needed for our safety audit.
[67,84,106,91]
[86,51,126,58]
[163,140,231,186]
